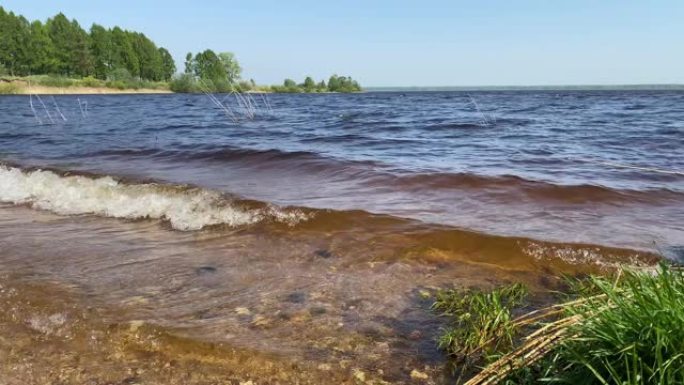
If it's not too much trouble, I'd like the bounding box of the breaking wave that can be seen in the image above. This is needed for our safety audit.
[0,164,310,231]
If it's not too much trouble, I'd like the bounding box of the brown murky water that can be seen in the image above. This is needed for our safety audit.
[0,200,657,384]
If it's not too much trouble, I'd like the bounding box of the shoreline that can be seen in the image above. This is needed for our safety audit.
[0,81,358,95]
[23,85,172,94]
[0,80,172,95]
[0,77,363,95]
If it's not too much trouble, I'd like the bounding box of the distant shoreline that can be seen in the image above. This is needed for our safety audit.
[4,79,683,95]
[0,78,360,95]
[366,84,684,92]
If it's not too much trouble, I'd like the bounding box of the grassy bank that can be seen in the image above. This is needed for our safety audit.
[0,75,170,94]
[433,264,684,384]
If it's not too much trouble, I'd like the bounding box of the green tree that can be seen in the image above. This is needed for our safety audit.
[131,32,162,80]
[218,52,241,83]
[70,19,93,76]
[158,47,175,81]
[327,74,361,92]
[184,52,193,74]
[45,13,71,74]
[317,80,327,91]
[26,21,56,74]
[0,7,9,71]
[108,27,138,77]
[303,76,316,92]
[46,13,92,76]
[90,23,113,79]
[327,74,340,91]
[0,9,31,75]
[193,49,225,80]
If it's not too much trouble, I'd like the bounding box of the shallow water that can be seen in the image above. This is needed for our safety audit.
[0,91,681,383]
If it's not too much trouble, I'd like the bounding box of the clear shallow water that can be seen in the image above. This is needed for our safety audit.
[1,91,683,250]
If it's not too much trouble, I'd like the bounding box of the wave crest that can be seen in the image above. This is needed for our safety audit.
[0,165,310,230]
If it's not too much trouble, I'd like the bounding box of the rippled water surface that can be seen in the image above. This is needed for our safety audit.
[1,91,683,249]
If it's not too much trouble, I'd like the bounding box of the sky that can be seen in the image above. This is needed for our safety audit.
[2,0,683,87]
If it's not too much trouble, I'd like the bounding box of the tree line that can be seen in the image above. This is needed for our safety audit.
[0,6,362,93]
[172,48,362,93]
[0,7,175,81]
[272,75,362,93]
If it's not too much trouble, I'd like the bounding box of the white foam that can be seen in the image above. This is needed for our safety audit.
[0,165,309,230]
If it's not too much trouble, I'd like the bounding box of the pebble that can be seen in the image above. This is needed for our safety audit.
[353,368,366,382]
[251,315,270,327]
[129,320,144,332]
[410,369,429,381]
[235,307,251,316]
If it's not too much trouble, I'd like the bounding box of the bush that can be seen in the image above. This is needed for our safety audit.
[169,75,237,93]
[212,78,234,93]
[105,80,128,90]
[236,80,253,92]
[30,75,76,87]
[107,68,134,82]
[169,74,200,93]
[78,76,104,88]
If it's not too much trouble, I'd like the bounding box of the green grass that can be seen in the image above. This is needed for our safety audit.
[551,266,684,385]
[0,82,21,94]
[434,265,684,385]
[20,74,169,91]
[432,283,528,380]
[26,74,78,87]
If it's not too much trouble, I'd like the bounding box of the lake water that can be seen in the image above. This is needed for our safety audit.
[0,91,682,383]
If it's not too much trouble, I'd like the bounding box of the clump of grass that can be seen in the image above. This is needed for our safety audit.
[432,283,528,379]
[551,265,684,384]
[78,76,105,88]
[27,74,77,88]
[453,265,684,385]
[0,82,21,94]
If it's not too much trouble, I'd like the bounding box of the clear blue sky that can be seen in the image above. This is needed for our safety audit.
[3,0,683,86]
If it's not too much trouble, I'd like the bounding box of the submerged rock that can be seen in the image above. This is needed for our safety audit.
[285,291,307,303]
[195,266,217,275]
[314,249,333,259]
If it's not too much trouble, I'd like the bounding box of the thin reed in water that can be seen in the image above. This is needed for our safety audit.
[51,96,67,122]
[35,94,55,124]
[29,94,42,125]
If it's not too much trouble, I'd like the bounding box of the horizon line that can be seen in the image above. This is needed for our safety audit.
[364,83,684,90]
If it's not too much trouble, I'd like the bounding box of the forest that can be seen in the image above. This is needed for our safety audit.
[0,7,174,81]
[0,7,362,93]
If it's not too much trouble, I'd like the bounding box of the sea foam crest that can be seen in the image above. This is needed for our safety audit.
[0,165,308,230]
